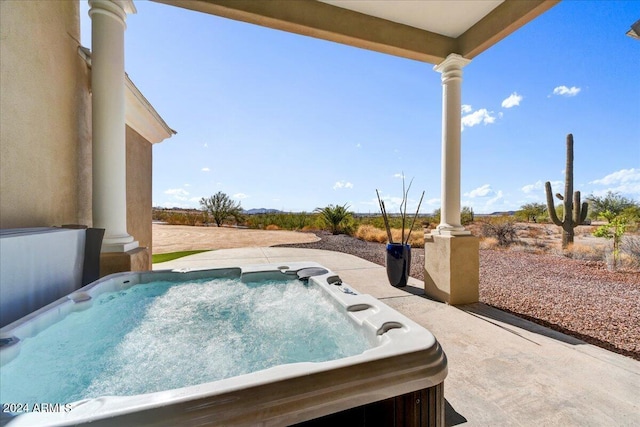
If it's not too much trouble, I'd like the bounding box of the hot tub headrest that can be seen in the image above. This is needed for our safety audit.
[296,267,329,281]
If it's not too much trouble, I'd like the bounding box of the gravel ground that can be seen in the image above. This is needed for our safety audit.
[277,232,640,360]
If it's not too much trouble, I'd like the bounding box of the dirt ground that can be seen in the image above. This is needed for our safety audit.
[152,223,319,254]
[154,222,610,254]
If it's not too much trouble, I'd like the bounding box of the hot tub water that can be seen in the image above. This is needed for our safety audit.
[0,277,372,405]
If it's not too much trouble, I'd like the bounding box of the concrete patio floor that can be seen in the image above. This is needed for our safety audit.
[154,247,640,426]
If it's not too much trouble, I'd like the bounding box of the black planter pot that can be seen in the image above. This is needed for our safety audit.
[386,243,411,288]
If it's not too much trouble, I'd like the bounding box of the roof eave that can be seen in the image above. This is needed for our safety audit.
[152,0,560,64]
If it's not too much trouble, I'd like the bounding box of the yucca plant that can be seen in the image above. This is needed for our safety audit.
[314,203,353,235]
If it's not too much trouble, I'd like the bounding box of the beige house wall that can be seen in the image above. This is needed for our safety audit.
[126,126,153,267]
[0,0,91,229]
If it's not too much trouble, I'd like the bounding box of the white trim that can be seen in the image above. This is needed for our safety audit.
[78,47,176,145]
[118,0,137,15]
[125,75,176,144]
[433,53,471,74]
[88,0,135,26]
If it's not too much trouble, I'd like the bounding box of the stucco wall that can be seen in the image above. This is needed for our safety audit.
[0,0,91,229]
[126,126,153,265]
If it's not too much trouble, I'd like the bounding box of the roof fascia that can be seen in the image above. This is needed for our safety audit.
[456,0,560,59]
[152,0,456,64]
[125,75,177,144]
[78,47,176,144]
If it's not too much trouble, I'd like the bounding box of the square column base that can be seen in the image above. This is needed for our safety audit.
[100,247,150,278]
[424,234,479,305]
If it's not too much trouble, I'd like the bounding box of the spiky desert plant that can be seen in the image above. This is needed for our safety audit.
[314,203,353,235]
[545,134,589,248]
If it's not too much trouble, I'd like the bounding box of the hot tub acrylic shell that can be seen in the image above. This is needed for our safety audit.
[0,262,447,426]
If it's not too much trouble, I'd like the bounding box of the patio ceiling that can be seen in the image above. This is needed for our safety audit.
[152,0,559,64]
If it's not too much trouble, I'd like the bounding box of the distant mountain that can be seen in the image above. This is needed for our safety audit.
[488,210,517,216]
[243,208,283,215]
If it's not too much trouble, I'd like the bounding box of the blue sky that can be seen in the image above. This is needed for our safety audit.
[81,1,640,214]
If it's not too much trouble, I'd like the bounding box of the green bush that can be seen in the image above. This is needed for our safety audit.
[427,207,474,226]
[315,204,354,235]
[244,212,312,230]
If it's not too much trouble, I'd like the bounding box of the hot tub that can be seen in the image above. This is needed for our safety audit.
[0,262,447,426]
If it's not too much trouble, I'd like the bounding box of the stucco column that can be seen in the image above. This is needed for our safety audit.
[433,54,471,236]
[89,0,137,252]
[425,53,478,305]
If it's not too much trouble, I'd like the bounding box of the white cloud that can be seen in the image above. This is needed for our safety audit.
[590,168,639,186]
[521,180,563,194]
[233,193,249,199]
[333,181,354,190]
[486,191,504,207]
[552,85,581,97]
[462,186,505,211]
[203,143,208,148]
[156,189,202,209]
[393,173,404,179]
[164,188,189,201]
[465,184,493,198]
[521,181,540,194]
[461,108,496,130]
[461,104,473,114]
[501,92,522,108]
[356,143,361,148]
[589,168,640,196]
[425,198,440,207]
[201,167,210,172]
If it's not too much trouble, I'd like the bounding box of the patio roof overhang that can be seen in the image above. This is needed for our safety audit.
[151,0,559,64]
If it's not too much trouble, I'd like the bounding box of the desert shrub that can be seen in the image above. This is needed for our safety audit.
[358,214,428,231]
[479,237,499,250]
[355,224,424,247]
[152,209,207,226]
[338,217,356,236]
[563,243,606,261]
[355,225,387,243]
[153,209,169,222]
[517,225,558,251]
[164,212,182,225]
[265,224,280,230]
[431,209,441,225]
[244,212,310,230]
[427,207,473,226]
[165,212,193,225]
[461,207,475,225]
[537,210,551,223]
[480,217,517,245]
[621,235,640,270]
[465,221,483,236]
[390,228,424,248]
[480,216,519,247]
[526,226,547,240]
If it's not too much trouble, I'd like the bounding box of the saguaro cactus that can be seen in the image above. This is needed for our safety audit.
[545,134,589,248]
